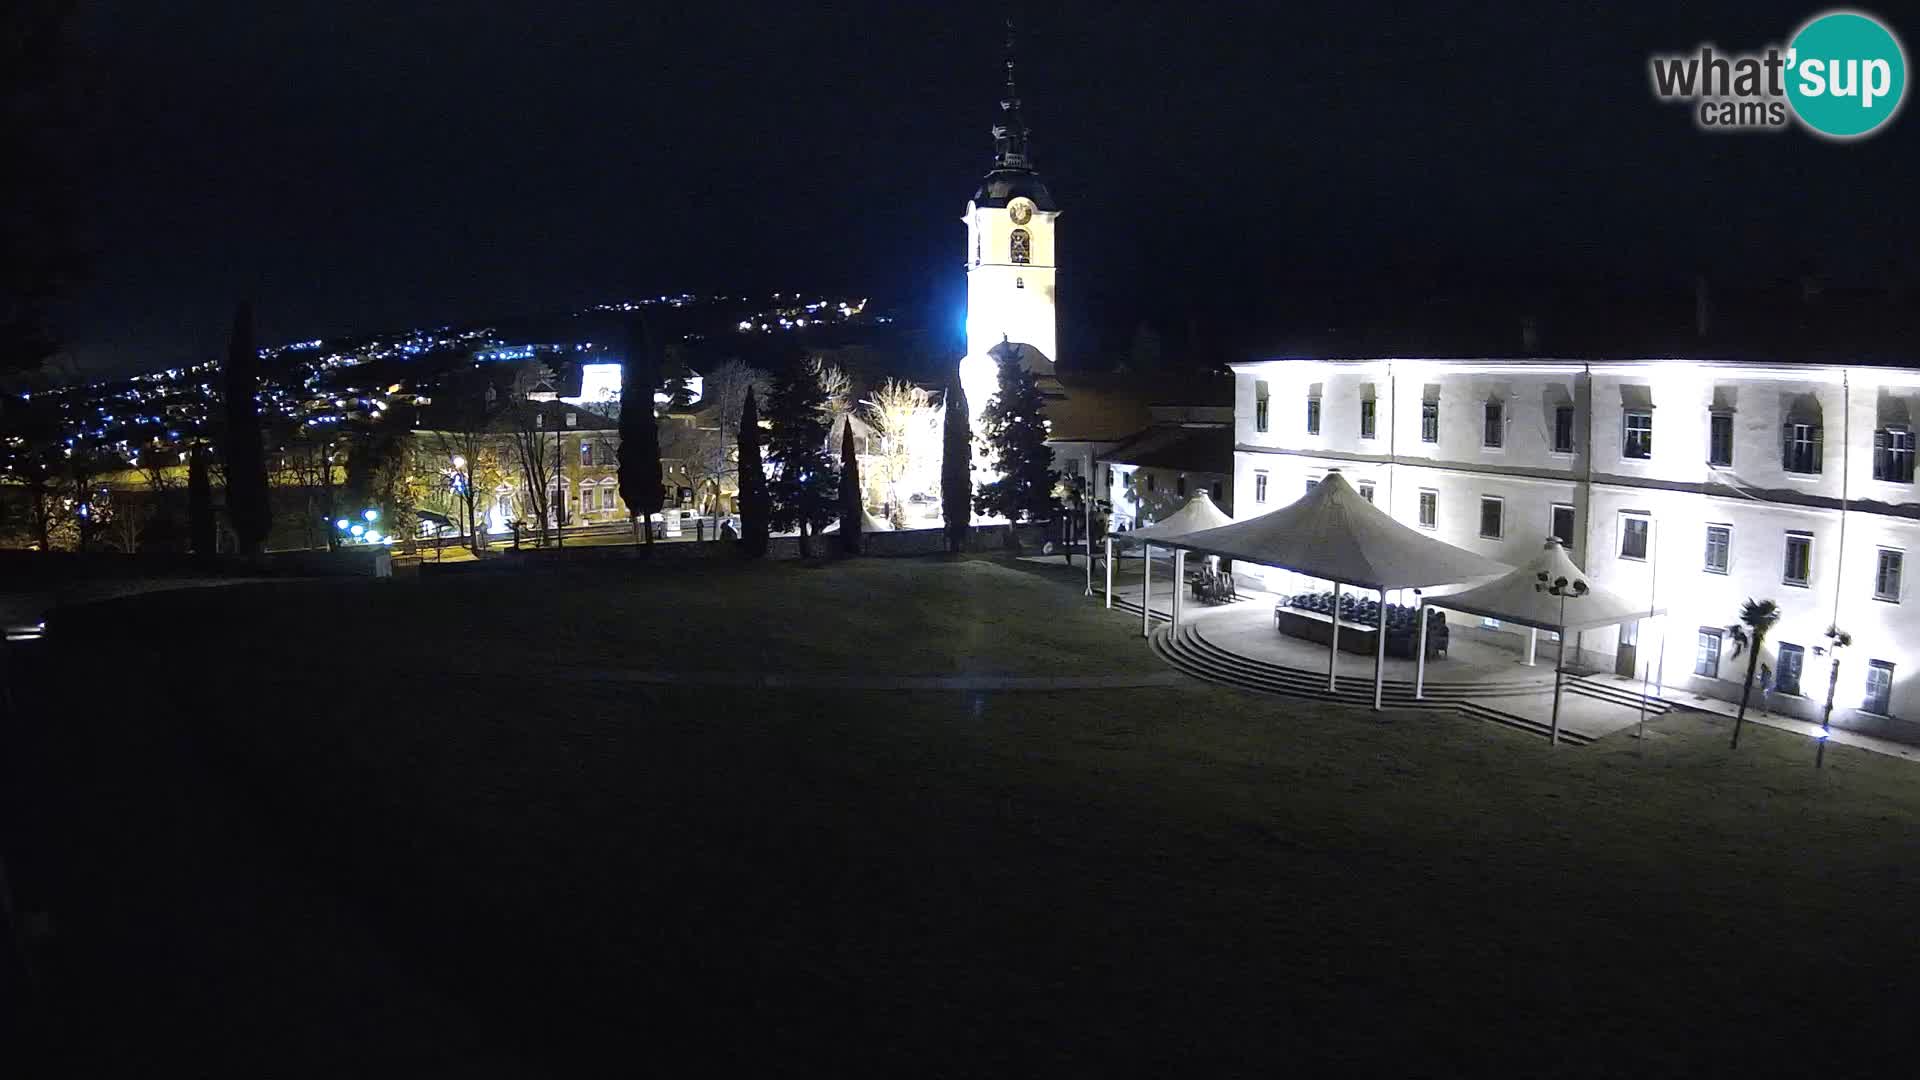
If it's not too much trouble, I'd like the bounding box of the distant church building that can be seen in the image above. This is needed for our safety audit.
[958,35,1062,421]
[955,31,1235,521]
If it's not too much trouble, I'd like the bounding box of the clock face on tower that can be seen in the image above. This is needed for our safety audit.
[1008,198,1034,225]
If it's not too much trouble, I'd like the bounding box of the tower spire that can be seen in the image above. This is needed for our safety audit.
[992,15,1032,170]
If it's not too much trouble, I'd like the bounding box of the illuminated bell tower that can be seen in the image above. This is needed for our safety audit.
[959,24,1059,420]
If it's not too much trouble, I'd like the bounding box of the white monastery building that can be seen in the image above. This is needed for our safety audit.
[1230,357,1920,740]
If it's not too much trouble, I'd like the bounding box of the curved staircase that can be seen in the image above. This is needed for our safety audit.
[1149,622,1597,746]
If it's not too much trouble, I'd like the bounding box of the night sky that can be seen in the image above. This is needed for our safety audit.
[56,1,1920,373]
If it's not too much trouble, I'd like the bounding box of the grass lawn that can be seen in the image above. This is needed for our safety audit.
[13,556,1920,1076]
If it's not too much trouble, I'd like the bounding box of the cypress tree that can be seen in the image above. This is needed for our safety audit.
[618,319,665,547]
[940,377,971,553]
[187,441,215,556]
[765,364,837,558]
[974,346,1058,529]
[837,421,861,556]
[220,301,273,554]
[736,387,770,558]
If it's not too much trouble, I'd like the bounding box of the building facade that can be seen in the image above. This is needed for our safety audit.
[415,402,701,536]
[1232,358,1920,739]
[1100,404,1235,531]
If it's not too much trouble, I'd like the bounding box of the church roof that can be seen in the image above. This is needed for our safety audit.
[1043,373,1233,445]
[1101,424,1234,475]
[973,169,1057,211]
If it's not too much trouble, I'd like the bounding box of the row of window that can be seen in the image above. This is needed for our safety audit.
[1104,466,1224,505]
[1258,385,1581,453]
[1253,382,1917,481]
[1417,491,1578,546]
[1579,508,1901,602]
[1692,631,1895,714]
[1692,523,1902,600]
[1250,472,1907,603]
[565,484,622,511]
[1582,511,1900,601]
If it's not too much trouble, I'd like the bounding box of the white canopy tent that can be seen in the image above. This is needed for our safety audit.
[1104,491,1237,636]
[1424,539,1666,744]
[1163,471,1510,710]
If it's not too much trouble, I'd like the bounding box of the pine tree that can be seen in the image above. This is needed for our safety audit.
[736,388,770,558]
[220,301,273,554]
[619,318,665,547]
[974,346,1058,528]
[765,363,838,558]
[940,377,971,553]
[837,421,862,556]
[188,441,215,556]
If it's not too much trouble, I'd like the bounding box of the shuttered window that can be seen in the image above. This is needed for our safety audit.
[1875,428,1914,482]
[1782,423,1823,475]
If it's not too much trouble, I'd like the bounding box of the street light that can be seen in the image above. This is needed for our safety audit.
[449,454,474,547]
[1535,568,1589,747]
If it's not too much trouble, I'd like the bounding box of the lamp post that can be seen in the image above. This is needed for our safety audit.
[451,454,471,550]
[1535,570,1589,747]
[1813,624,1851,769]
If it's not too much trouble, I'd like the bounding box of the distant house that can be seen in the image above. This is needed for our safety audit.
[1099,408,1234,531]
[412,388,702,535]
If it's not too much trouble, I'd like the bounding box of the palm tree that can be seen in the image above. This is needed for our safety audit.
[1725,598,1782,749]
[1817,623,1852,767]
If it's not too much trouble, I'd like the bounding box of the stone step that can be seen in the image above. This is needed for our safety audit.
[1151,625,1592,746]
[1157,632,1587,745]
[1566,676,1673,714]
[1182,624,1546,697]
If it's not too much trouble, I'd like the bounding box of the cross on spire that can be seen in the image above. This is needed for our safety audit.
[991,15,1032,170]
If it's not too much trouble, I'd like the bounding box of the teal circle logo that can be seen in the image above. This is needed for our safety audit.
[1786,10,1907,138]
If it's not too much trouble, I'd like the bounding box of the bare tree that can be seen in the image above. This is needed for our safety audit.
[505,399,557,546]
[809,355,853,434]
[103,488,151,553]
[686,360,770,520]
[861,378,942,528]
[65,437,122,551]
[268,420,339,550]
[420,370,508,552]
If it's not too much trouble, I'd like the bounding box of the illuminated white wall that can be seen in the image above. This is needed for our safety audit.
[963,199,1058,368]
[561,363,704,411]
[1231,358,1920,738]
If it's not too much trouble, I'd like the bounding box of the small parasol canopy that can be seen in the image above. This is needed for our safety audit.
[1120,491,1236,544]
[1424,539,1664,632]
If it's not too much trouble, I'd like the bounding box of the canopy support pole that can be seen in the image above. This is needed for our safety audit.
[1328,581,1342,691]
[1171,549,1186,632]
[1637,615,1663,746]
[1526,628,1538,666]
[1141,543,1152,638]
[1103,537,1114,609]
[1373,586,1388,711]
[1655,615,1667,697]
[1415,600,1429,699]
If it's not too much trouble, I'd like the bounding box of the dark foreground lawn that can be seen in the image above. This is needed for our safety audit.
[8,556,1920,1076]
